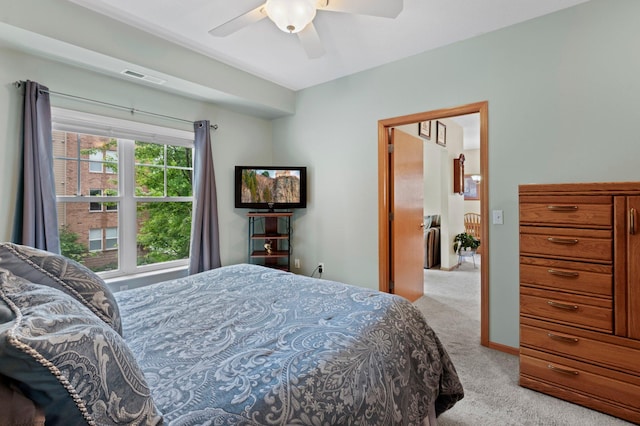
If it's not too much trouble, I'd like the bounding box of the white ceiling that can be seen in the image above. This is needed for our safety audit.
[66,0,590,91]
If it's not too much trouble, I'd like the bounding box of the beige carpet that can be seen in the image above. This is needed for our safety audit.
[413,258,633,426]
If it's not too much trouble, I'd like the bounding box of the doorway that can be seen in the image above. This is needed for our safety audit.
[378,101,490,347]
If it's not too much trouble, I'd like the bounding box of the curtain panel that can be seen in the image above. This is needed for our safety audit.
[188,120,221,274]
[12,81,60,253]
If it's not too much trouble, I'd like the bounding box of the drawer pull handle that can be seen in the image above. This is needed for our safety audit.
[547,269,579,278]
[547,237,579,245]
[547,333,579,343]
[547,300,579,310]
[547,205,578,211]
[631,208,636,235]
[548,364,579,376]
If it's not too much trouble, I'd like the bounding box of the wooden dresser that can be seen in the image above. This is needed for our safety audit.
[519,182,640,424]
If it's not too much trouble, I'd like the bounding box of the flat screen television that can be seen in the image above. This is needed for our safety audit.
[234,166,307,210]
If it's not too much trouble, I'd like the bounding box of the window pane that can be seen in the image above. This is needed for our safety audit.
[84,140,119,196]
[134,142,193,198]
[135,141,164,166]
[105,227,118,250]
[166,145,192,168]
[89,152,103,173]
[135,165,164,196]
[57,202,118,273]
[167,168,192,197]
[89,189,102,211]
[105,202,118,212]
[53,131,119,196]
[89,228,102,251]
[52,131,73,195]
[105,151,118,174]
[136,201,192,266]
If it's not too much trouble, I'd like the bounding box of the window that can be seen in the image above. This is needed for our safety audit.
[89,228,102,251]
[89,151,103,173]
[52,108,194,278]
[89,189,103,211]
[104,189,118,211]
[88,189,118,212]
[105,227,118,250]
[105,151,117,174]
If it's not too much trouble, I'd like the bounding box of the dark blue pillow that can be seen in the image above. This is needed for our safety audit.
[0,242,121,334]
[0,269,162,425]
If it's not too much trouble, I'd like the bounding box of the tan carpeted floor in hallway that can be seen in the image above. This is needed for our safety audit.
[413,257,633,426]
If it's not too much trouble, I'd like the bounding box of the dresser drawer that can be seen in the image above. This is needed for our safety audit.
[520,227,612,263]
[519,195,612,227]
[520,258,612,297]
[520,323,640,376]
[520,287,612,332]
[520,349,640,411]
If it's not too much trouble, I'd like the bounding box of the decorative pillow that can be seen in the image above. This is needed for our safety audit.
[0,242,121,335]
[0,269,163,425]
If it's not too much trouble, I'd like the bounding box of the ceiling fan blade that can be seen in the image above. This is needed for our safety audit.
[319,0,403,18]
[297,23,325,59]
[209,4,267,37]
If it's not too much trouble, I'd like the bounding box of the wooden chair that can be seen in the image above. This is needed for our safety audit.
[464,213,481,257]
[464,213,481,239]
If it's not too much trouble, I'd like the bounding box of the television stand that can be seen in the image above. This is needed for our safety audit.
[247,211,293,271]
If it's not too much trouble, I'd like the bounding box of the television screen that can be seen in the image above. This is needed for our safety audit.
[234,166,307,210]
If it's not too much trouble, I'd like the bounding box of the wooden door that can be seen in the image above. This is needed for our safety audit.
[628,196,640,339]
[390,128,424,301]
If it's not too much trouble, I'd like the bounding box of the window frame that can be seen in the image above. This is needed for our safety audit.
[52,108,195,279]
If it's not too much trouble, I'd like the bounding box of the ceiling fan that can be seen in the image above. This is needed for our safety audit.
[208,0,403,59]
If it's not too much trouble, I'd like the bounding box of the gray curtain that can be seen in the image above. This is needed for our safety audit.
[188,120,221,274]
[12,81,60,253]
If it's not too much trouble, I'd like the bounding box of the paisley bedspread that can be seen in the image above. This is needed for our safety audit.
[115,264,463,425]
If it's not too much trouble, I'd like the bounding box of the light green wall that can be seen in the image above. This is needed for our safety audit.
[0,46,273,267]
[272,0,640,348]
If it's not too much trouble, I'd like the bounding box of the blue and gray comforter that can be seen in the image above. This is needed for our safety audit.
[115,264,463,425]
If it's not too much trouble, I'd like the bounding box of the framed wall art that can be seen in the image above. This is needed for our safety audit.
[419,121,431,139]
[463,175,480,200]
[436,121,446,146]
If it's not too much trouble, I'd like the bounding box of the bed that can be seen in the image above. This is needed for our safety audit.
[0,243,463,425]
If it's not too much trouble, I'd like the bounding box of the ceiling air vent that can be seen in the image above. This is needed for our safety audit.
[121,69,166,85]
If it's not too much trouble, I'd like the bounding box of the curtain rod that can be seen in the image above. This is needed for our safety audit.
[14,81,218,130]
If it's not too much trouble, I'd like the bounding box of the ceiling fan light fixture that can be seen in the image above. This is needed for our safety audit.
[265,0,317,34]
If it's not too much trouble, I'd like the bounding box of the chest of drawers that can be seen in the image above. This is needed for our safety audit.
[519,183,640,424]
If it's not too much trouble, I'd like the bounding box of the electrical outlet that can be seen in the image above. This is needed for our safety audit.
[294,258,300,268]
[318,263,324,274]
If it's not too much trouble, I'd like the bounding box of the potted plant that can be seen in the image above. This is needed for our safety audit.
[453,232,480,254]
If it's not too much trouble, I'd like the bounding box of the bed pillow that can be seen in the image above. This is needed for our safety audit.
[0,269,162,425]
[0,242,121,335]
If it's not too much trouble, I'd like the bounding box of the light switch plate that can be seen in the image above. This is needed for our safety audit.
[492,210,504,225]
